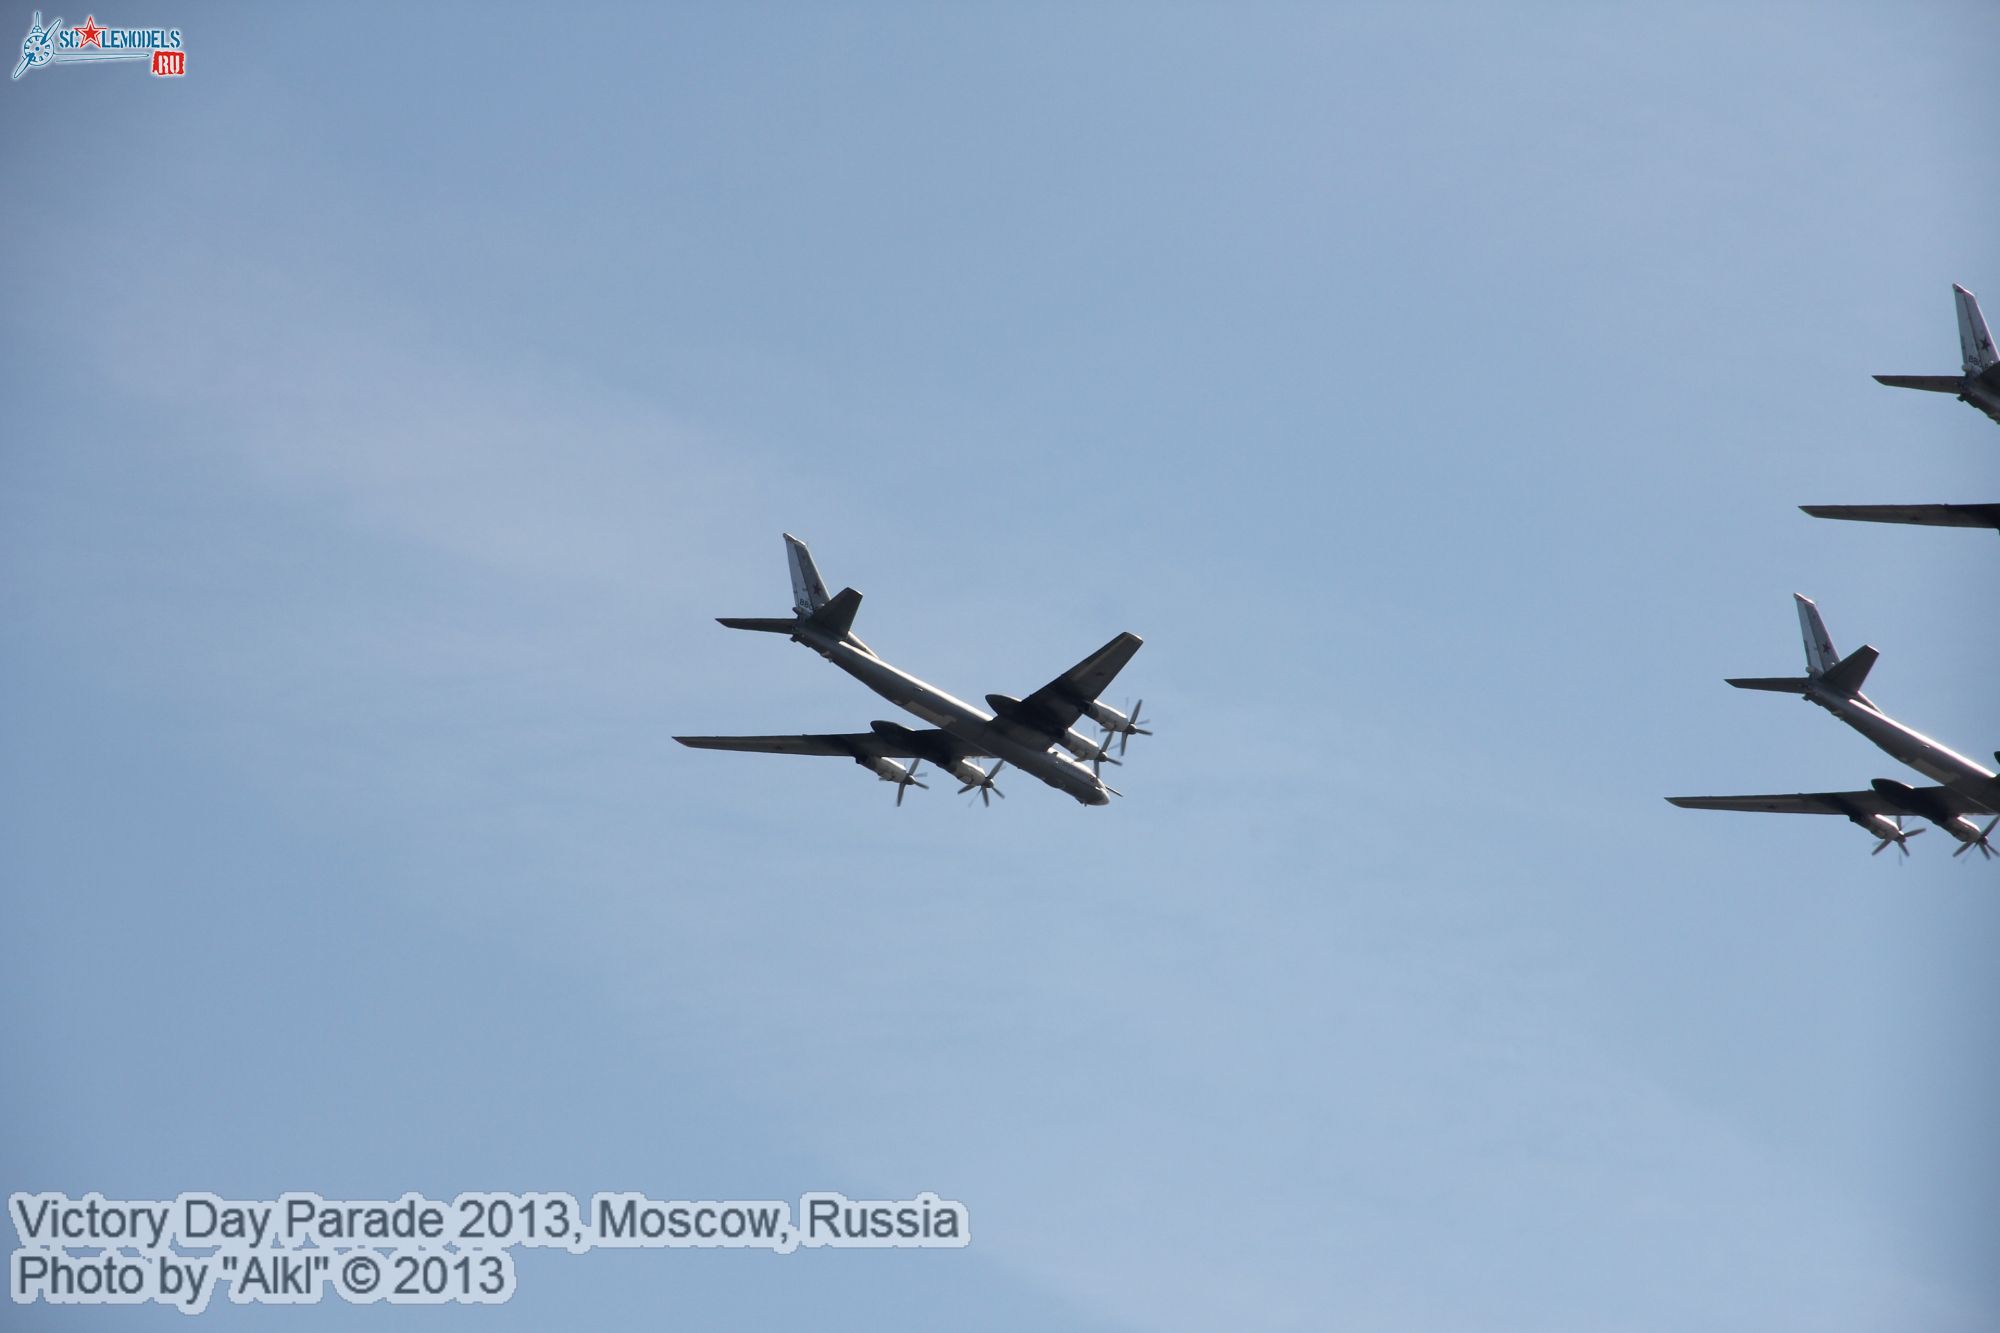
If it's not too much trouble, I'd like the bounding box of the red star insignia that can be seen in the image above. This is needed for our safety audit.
[77,16,104,47]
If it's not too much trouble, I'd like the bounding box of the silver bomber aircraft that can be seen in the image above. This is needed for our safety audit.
[676,534,1148,807]
[1668,594,2000,858]
[1874,283,2000,427]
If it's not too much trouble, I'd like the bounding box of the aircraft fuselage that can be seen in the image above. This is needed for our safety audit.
[791,622,1112,805]
[1961,366,2000,425]
[1804,680,2000,815]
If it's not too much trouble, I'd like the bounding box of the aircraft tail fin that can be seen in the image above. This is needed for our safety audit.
[1795,594,1839,675]
[1729,595,1875,696]
[784,532,830,615]
[717,617,796,633]
[1792,593,1878,693]
[1955,284,1997,373]
[809,587,862,638]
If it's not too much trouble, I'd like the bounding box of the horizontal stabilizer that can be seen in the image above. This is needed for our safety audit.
[1726,676,1811,693]
[1820,643,1877,695]
[810,587,863,638]
[1872,374,1964,393]
[717,616,797,633]
[1801,503,2000,531]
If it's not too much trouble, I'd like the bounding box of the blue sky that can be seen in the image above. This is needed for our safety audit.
[5,3,1997,1328]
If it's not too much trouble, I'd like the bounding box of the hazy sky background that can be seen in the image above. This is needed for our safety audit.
[5,3,1998,1328]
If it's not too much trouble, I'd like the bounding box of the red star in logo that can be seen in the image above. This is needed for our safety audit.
[76,16,104,47]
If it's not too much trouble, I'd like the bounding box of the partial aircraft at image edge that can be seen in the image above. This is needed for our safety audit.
[1800,503,2000,536]
[1668,594,1999,859]
[1873,282,2000,427]
[1800,286,1998,537]
[676,535,1149,807]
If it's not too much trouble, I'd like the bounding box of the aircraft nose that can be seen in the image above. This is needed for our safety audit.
[1083,787,1111,806]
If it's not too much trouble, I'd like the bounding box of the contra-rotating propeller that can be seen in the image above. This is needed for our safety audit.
[1102,698,1152,757]
[1872,817,1923,859]
[1952,816,1998,860]
[892,760,928,808]
[959,761,1006,807]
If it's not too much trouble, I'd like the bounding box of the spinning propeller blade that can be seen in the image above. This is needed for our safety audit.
[957,761,1006,807]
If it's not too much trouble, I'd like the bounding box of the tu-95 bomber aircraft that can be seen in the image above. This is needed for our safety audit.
[676,535,1148,807]
[1668,594,1999,859]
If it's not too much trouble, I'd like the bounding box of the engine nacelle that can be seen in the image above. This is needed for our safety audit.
[858,754,929,806]
[1084,700,1130,732]
[942,757,993,789]
[1940,815,1992,845]
[860,755,914,784]
[1057,727,1116,763]
[1843,810,1908,844]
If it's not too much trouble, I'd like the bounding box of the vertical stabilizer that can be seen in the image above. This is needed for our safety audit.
[1794,594,1838,675]
[783,533,829,615]
[1955,284,1997,374]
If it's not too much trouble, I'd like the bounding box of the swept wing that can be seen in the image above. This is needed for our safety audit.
[1668,787,1983,818]
[1801,503,2000,531]
[986,632,1144,740]
[676,728,993,760]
